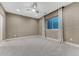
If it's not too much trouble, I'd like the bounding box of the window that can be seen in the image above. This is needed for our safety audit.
[47,16,59,29]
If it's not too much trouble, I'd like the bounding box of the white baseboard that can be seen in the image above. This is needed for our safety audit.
[0,35,42,42]
[6,35,41,40]
[46,37,79,48]
[46,37,60,42]
[65,41,79,48]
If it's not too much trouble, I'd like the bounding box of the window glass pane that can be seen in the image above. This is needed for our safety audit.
[48,18,52,29]
[47,16,59,29]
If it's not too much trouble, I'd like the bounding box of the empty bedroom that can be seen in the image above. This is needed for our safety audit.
[0,2,79,56]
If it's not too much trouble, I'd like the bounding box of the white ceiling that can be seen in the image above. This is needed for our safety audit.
[1,2,72,18]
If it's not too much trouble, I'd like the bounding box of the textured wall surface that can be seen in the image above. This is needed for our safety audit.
[6,13,39,39]
[63,3,79,44]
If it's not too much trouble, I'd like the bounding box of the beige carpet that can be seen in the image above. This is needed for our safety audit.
[0,36,79,56]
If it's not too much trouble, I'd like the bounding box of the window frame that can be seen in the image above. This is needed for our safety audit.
[46,16,59,30]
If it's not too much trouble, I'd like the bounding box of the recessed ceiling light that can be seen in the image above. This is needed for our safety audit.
[16,9,20,12]
[32,9,36,12]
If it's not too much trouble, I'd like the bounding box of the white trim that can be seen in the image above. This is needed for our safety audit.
[46,37,79,48]
[46,29,60,31]
[0,35,42,42]
[65,41,79,48]
[0,15,3,40]
[41,17,45,38]
[46,37,60,42]
[6,35,41,40]
[58,8,63,43]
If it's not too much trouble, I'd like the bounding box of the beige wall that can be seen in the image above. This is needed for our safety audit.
[38,17,42,35]
[6,13,39,39]
[45,2,79,44]
[38,2,79,44]
[46,30,59,39]
[63,2,79,44]
[38,17,45,38]
[0,4,6,40]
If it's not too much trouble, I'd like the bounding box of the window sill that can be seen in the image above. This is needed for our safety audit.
[46,29,60,31]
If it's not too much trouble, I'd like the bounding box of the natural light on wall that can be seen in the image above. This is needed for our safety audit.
[0,15,3,40]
